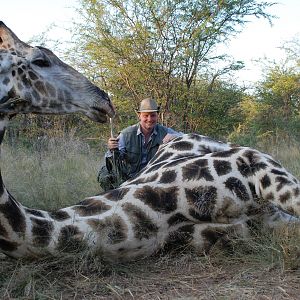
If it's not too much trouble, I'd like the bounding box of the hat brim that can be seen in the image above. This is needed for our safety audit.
[136,109,159,113]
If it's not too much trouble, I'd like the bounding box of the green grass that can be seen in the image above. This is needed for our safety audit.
[2,136,104,210]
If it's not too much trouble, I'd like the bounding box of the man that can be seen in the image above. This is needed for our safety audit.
[98,98,182,191]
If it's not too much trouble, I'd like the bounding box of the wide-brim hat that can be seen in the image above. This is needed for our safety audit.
[136,98,160,113]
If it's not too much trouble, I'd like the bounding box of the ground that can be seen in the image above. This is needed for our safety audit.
[1,232,300,299]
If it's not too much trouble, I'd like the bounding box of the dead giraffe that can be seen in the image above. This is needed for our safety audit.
[0,22,300,261]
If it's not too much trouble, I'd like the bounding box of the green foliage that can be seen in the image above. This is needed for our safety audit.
[227,39,300,146]
[14,1,300,147]
[65,0,274,134]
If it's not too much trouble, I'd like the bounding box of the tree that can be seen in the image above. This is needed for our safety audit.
[67,0,275,133]
[229,37,300,145]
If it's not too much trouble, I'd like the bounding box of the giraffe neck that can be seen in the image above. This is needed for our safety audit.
[0,116,8,197]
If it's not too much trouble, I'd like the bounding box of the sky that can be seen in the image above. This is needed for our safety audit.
[1,0,299,86]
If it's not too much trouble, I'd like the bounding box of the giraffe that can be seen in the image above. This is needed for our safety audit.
[1,127,300,259]
[0,21,115,121]
[1,22,300,260]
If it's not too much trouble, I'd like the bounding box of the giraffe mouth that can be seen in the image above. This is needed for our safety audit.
[88,107,110,123]
[0,97,30,115]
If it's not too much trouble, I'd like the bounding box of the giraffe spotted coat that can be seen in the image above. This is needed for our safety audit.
[1,132,299,260]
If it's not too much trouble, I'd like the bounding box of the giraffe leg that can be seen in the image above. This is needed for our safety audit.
[260,204,300,229]
[190,222,249,254]
[164,222,249,254]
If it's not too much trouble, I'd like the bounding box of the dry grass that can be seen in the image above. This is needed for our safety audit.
[0,138,300,299]
[1,241,300,299]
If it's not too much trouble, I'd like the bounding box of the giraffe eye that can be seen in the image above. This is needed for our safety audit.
[32,59,50,68]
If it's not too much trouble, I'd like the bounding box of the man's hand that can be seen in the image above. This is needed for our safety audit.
[162,134,177,144]
[108,137,119,150]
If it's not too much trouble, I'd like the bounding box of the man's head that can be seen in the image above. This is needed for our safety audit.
[137,98,159,133]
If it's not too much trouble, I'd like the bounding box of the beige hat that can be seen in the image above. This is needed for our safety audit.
[137,98,160,113]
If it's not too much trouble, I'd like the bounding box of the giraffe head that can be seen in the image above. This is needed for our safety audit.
[0,21,115,122]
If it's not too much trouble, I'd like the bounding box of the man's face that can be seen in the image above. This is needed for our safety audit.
[138,112,158,132]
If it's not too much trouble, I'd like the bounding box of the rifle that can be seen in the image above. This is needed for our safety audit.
[106,118,128,187]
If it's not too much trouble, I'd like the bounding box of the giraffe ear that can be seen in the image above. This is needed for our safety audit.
[0,21,29,51]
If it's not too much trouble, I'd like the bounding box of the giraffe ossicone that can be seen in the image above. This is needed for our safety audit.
[0,22,300,261]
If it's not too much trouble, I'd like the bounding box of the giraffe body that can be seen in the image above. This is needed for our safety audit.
[1,131,300,260]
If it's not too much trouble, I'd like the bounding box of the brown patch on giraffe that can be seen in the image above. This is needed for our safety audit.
[294,187,300,197]
[73,198,112,217]
[57,225,86,252]
[129,173,159,185]
[169,141,194,151]
[248,182,259,201]
[182,159,214,182]
[150,151,174,164]
[271,169,288,177]
[134,185,178,213]
[173,153,198,160]
[2,77,10,85]
[0,198,26,233]
[185,186,217,221]
[25,208,44,217]
[45,82,56,98]
[167,213,191,226]
[144,162,167,174]
[22,75,31,87]
[122,203,159,240]
[265,192,274,201]
[17,67,24,75]
[224,177,250,202]
[88,215,128,245]
[0,221,8,238]
[276,176,293,192]
[163,156,192,168]
[236,156,252,177]
[49,210,71,221]
[164,224,194,250]
[201,226,233,252]
[260,174,271,189]
[0,238,19,252]
[213,160,232,176]
[188,133,203,140]
[159,170,177,184]
[31,217,54,247]
[195,145,213,155]
[34,81,47,96]
[32,89,41,101]
[214,197,241,223]
[242,150,268,174]
[28,70,38,80]
[211,148,240,158]
[279,191,291,204]
[285,206,296,216]
[267,158,282,168]
[188,208,211,221]
[104,188,130,201]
